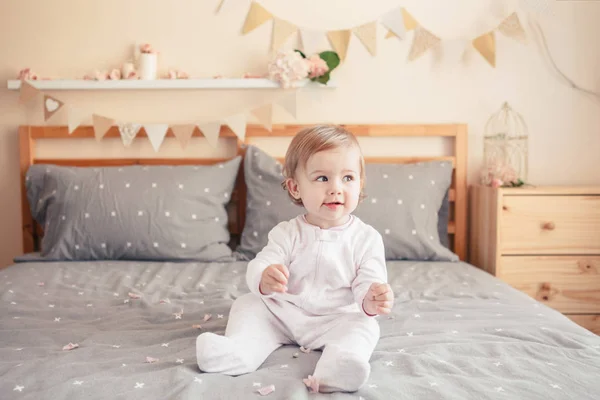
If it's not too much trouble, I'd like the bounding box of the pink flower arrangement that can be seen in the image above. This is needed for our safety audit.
[267,50,310,88]
[139,43,157,54]
[17,68,40,80]
[481,161,524,187]
[307,54,329,79]
[267,49,340,88]
[166,69,189,79]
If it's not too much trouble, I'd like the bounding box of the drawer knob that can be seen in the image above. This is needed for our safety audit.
[542,221,555,230]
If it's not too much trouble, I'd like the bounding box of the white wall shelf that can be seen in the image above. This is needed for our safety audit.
[6,78,335,91]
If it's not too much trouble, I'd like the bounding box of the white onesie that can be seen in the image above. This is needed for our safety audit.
[196,214,387,392]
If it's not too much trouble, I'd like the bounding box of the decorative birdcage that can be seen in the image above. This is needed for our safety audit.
[481,102,528,187]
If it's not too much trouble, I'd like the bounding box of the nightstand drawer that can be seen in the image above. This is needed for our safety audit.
[499,256,600,313]
[500,195,600,255]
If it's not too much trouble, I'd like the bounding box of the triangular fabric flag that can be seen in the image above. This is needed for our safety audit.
[198,122,222,148]
[223,114,247,141]
[327,30,351,62]
[353,22,377,56]
[117,122,141,147]
[386,8,419,38]
[43,95,64,121]
[143,124,169,152]
[92,114,114,141]
[171,124,196,149]
[271,18,297,52]
[403,8,419,31]
[300,29,325,55]
[251,104,273,132]
[498,12,527,43]
[215,0,225,13]
[67,106,87,134]
[381,7,407,40]
[473,31,496,67]
[242,1,273,34]
[19,81,40,104]
[435,38,471,65]
[408,26,441,61]
[275,92,297,119]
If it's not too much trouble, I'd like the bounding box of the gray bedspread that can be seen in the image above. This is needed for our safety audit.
[1,259,599,400]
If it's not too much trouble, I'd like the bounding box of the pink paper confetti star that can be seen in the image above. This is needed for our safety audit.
[303,375,319,393]
[145,356,159,363]
[159,299,171,304]
[203,314,212,322]
[257,384,275,396]
[128,292,141,299]
[192,324,202,329]
[62,342,79,351]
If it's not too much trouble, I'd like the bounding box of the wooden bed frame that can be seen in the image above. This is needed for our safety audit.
[19,124,468,260]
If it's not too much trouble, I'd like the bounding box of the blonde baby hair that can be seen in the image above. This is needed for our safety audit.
[282,124,366,206]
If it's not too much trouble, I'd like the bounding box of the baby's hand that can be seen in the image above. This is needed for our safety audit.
[259,264,289,295]
[363,283,394,316]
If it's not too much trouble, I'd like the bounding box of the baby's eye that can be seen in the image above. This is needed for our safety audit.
[343,175,354,182]
[316,176,328,182]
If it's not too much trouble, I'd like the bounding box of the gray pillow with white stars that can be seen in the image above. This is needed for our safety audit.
[236,145,456,262]
[26,158,241,262]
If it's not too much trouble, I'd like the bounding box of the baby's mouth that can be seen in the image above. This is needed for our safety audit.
[324,202,343,210]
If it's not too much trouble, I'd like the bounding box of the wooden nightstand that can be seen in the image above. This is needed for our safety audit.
[469,185,600,334]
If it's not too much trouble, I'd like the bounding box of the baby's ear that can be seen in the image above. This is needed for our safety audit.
[285,178,301,199]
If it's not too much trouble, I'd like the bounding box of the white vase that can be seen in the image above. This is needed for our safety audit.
[138,53,158,80]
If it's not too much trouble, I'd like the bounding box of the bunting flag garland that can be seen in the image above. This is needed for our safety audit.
[198,122,222,148]
[327,30,352,62]
[498,12,527,43]
[118,122,141,147]
[67,106,86,134]
[385,8,418,39]
[19,81,40,104]
[353,22,377,56]
[251,104,273,132]
[275,92,297,119]
[43,95,64,121]
[300,29,326,55]
[223,114,247,141]
[17,80,302,153]
[92,114,114,142]
[271,18,297,52]
[144,124,170,152]
[171,124,196,149]
[235,1,526,67]
[381,6,407,40]
[473,31,496,67]
[408,26,441,61]
[242,2,272,34]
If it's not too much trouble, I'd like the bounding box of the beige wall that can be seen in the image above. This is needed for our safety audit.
[1,0,599,267]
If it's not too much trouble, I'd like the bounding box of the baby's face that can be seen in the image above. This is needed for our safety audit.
[292,146,362,229]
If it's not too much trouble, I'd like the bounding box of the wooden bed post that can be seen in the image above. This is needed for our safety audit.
[454,124,468,261]
[19,126,36,254]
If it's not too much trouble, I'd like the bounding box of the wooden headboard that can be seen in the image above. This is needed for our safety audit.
[19,124,468,260]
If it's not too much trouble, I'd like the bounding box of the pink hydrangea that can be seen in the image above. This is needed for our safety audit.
[267,50,309,88]
[139,43,156,54]
[307,54,329,79]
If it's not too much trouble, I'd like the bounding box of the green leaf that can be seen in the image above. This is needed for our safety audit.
[318,51,340,71]
[313,71,331,85]
[294,49,307,58]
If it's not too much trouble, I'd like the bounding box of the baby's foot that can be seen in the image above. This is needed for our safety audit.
[303,375,320,393]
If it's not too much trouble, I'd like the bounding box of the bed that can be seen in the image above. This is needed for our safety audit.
[1,124,599,400]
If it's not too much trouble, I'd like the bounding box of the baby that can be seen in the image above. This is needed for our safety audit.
[196,124,394,393]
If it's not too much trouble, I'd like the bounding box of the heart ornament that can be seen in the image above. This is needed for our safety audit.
[43,95,64,121]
